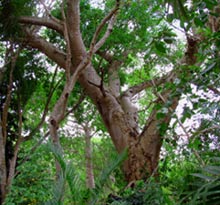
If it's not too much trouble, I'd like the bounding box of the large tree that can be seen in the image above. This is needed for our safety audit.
[1,0,220,202]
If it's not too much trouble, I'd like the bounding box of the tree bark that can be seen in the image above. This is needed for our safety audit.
[0,48,19,204]
[5,94,22,196]
[0,117,7,204]
[84,125,95,189]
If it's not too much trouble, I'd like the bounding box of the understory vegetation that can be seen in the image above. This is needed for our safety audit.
[3,138,220,205]
[0,0,220,204]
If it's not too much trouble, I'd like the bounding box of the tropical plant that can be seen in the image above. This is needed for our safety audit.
[0,0,220,204]
[3,143,53,205]
[44,143,127,205]
[185,157,220,205]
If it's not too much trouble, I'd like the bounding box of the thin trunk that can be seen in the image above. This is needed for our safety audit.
[6,92,23,191]
[49,56,90,176]
[0,64,6,203]
[0,116,7,204]
[0,48,19,204]
[6,139,22,193]
[84,126,95,189]
[50,124,63,177]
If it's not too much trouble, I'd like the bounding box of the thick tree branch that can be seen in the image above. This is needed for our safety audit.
[66,0,81,33]
[24,30,66,68]
[125,34,202,181]
[108,61,122,97]
[107,50,129,97]
[151,78,205,166]
[19,16,63,35]
[94,15,117,52]
[83,0,121,96]
[61,1,72,79]
[66,0,86,65]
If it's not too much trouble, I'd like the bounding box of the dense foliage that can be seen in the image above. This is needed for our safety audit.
[0,0,220,204]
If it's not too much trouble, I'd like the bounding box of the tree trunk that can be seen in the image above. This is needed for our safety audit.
[93,90,179,182]
[84,126,95,189]
[0,50,18,204]
[0,117,7,204]
[125,97,179,181]
[6,139,22,195]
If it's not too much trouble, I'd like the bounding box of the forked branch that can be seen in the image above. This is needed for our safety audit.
[89,0,121,54]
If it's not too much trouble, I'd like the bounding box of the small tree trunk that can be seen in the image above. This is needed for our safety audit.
[0,52,16,204]
[6,93,23,193]
[0,119,7,204]
[84,125,95,189]
[49,122,63,177]
[49,75,78,177]
[6,139,22,194]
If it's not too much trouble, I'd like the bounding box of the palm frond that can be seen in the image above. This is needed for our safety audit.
[44,143,84,205]
[186,158,220,205]
[90,148,127,205]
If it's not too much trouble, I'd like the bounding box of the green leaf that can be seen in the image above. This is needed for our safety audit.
[194,17,204,27]
[166,13,176,23]
[155,42,167,53]
[191,173,215,181]
[188,138,201,150]
[204,0,218,10]
[212,157,220,162]
[203,166,220,175]
[202,62,217,75]
[163,37,174,44]
[157,122,168,136]
[156,112,166,120]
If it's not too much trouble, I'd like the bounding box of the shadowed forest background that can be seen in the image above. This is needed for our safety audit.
[0,0,220,204]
